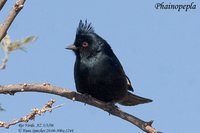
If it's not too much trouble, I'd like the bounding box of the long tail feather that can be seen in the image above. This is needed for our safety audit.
[119,92,152,106]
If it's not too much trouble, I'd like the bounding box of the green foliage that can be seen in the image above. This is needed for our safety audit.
[0,34,37,69]
[0,35,38,53]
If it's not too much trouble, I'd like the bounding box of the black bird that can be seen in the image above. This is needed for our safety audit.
[66,20,152,106]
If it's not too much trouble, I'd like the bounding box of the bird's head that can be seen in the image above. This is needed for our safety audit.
[66,20,110,59]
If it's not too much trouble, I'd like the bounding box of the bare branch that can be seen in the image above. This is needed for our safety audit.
[0,0,7,11]
[0,83,160,133]
[0,99,63,128]
[0,0,26,42]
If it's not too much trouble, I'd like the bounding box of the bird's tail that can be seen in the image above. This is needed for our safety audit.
[119,92,152,106]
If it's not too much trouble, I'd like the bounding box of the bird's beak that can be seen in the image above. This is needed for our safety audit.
[65,44,78,51]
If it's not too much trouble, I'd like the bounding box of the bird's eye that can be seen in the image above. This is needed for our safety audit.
[82,41,89,48]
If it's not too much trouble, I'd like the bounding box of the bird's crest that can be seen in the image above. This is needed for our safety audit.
[76,20,94,36]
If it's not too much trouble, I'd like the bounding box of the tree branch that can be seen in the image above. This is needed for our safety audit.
[0,0,7,11]
[0,83,160,133]
[0,99,63,128]
[0,0,26,42]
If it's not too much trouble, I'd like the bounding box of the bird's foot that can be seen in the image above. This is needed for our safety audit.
[106,102,118,108]
[105,102,119,115]
[82,93,93,106]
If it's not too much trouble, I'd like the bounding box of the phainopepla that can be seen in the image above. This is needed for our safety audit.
[66,20,152,106]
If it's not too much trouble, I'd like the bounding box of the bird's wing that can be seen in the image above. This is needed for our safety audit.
[106,53,134,92]
[126,75,134,92]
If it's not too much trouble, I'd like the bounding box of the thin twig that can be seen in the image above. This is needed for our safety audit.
[0,0,26,42]
[0,0,7,11]
[0,99,63,128]
[0,83,160,133]
[0,50,9,69]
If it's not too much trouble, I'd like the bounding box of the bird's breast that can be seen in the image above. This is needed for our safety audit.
[74,55,128,102]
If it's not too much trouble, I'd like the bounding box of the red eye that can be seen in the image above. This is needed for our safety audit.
[82,42,88,48]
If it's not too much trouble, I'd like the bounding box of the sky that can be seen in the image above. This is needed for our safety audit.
[0,0,200,133]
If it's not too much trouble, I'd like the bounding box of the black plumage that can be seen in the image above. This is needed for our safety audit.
[66,20,152,106]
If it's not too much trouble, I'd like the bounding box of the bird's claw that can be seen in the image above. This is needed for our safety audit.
[105,102,119,115]
[83,93,92,105]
